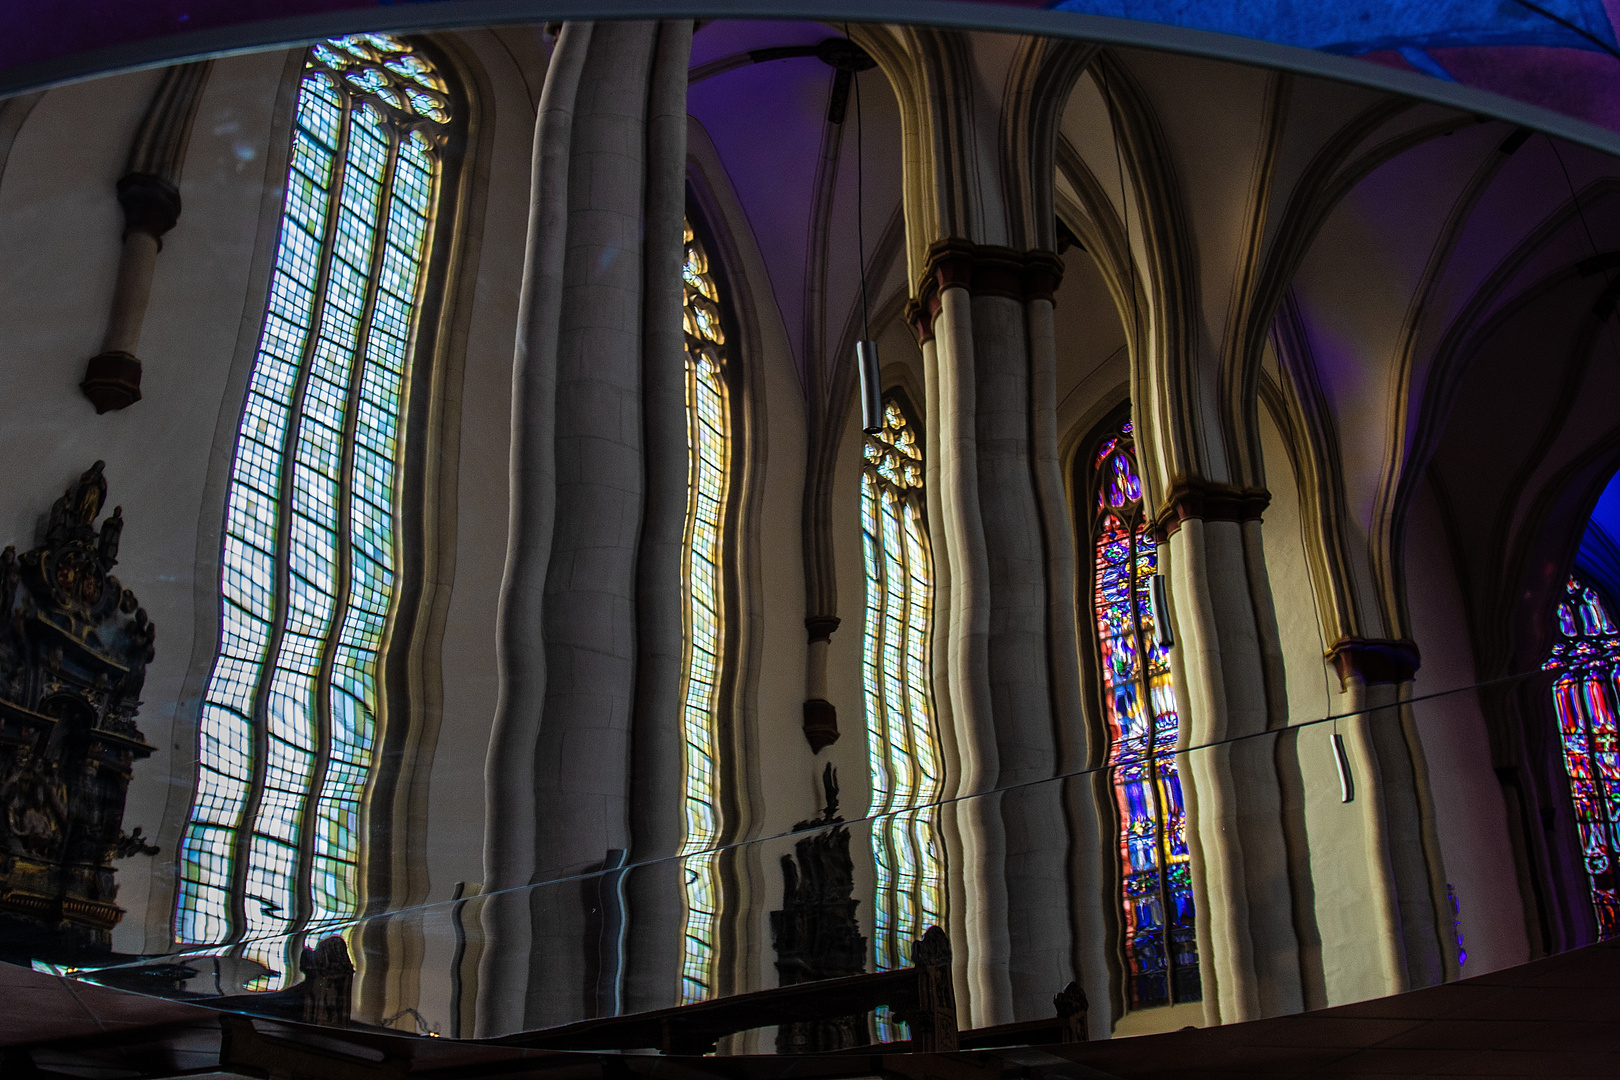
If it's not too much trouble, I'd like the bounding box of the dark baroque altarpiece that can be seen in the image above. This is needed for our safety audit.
[0,462,157,956]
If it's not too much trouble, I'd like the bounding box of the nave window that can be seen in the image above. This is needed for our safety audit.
[1085,419,1200,1008]
[861,396,946,1039]
[174,34,454,987]
[678,219,731,1003]
[1544,572,1620,938]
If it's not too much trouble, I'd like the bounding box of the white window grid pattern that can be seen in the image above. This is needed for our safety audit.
[175,37,444,987]
[678,223,730,1005]
[861,401,944,1041]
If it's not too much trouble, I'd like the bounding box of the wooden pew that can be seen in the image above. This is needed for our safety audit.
[494,927,1089,1056]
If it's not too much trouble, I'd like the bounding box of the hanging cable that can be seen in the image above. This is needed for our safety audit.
[847,23,882,434]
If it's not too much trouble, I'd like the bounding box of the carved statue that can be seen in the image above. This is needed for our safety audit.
[896,925,956,1052]
[772,766,869,1052]
[1054,980,1090,1042]
[301,936,356,1026]
[0,463,157,957]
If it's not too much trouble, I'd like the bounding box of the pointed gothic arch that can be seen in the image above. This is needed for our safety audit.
[171,32,465,987]
[1074,409,1200,1012]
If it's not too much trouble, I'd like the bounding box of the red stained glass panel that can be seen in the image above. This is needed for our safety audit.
[1544,574,1620,939]
[1089,424,1199,1008]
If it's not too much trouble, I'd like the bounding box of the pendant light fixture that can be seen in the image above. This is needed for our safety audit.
[1149,572,1174,649]
[846,25,882,435]
[1332,726,1355,802]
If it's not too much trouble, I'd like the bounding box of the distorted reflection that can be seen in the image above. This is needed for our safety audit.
[1,12,1619,1060]
[678,218,729,1003]
[1545,573,1620,937]
[175,33,452,990]
[1085,419,1197,1008]
[860,397,943,1040]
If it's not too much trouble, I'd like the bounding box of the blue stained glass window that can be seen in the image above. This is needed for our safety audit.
[173,34,451,986]
[1088,421,1199,1009]
[678,221,731,1003]
[862,399,945,1040]
[1543,573,1620,939]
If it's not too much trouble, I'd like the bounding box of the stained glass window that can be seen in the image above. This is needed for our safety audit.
[173,34,452,987]
[1087,420,1199,1008]
[1542,573,1620,938]
[678,220,730,1003]
[862,398,945,1039]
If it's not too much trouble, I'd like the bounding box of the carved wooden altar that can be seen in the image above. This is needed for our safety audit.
[0,462,157,955]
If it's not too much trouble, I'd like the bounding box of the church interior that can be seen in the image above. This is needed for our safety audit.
[2,9,1620,1078]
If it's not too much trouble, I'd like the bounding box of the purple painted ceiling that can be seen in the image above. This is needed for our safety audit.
[10,1,1620,144]
[689,20,905,391]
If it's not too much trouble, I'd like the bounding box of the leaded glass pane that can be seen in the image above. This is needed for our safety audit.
[1088,420,1199,1009]
[1543,573,1620,938]
[174,34,449,985]
[862,399,945,1041]
[678,221,731,1003]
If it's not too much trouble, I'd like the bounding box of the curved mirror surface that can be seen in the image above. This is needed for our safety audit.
[0,16,1618,1068]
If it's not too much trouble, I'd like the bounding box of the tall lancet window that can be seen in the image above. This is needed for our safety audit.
[174,34,453,986]
[1544,573,1620,938]
[862,399,945,997]
[1087,420,1199,1008]
[678,220,731,1002]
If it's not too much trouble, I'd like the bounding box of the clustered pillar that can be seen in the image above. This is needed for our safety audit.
[1326,637,1451,996]
[481,19,694,1035]
[908,241,1076,1025]
[1156,484,1304,1022]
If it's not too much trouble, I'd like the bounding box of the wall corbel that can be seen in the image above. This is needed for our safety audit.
[81,61,211,413]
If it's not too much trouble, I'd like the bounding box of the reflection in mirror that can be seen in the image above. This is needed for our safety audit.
[174,30,456,994]
[2,12,1620,1070]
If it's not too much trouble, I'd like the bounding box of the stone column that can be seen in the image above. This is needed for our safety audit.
[82,62,212,412]
[480,21,594,1038]
[625,18,696,1017]
[481,19,694,1034]
[529,17,658,1029]
[1160,487,1304,1023]
[1027,270,1111,1038]
[930,277,1009,1024]
[909,242,1075,1024]
[1327,638,1451,994]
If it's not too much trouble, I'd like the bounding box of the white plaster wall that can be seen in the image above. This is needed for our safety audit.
[1257,398,1386,1006]
[1403,476,1531,977]
[732,213,812,1015]
[1053,247,1128,451]
[1258,398,1333,728]
[0,51,297,953]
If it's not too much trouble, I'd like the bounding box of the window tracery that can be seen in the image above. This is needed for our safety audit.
[1086,420,1199,1008]
[174,34,452,987]
[1543,572,1620,938]
[861,397,945,1032]
[678,220,730,1003]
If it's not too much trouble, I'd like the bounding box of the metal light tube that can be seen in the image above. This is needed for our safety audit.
[857,339,882,433]
[1149,572,1174,649]
[1332,731,1355,803]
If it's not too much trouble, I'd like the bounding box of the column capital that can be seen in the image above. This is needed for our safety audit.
[905,238,1065,343]
[1326,637,1422,688]
[1152,477,1270,538]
